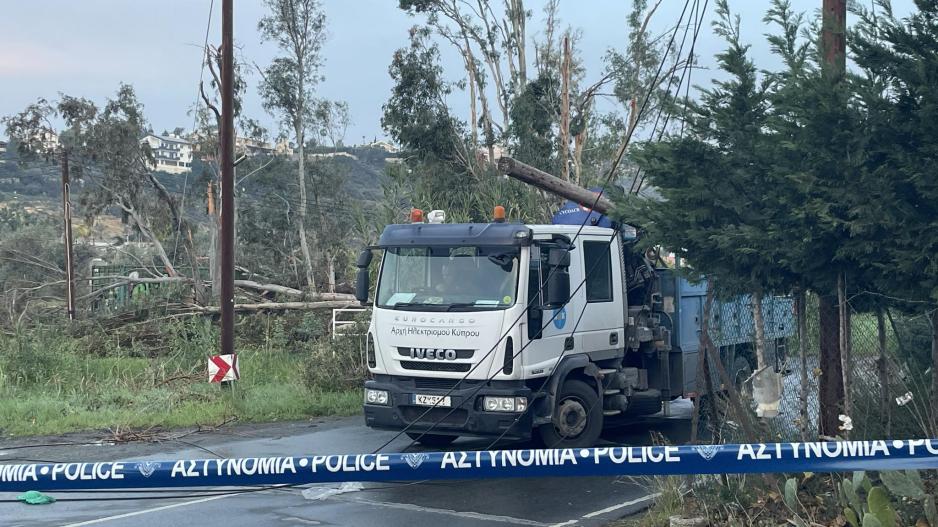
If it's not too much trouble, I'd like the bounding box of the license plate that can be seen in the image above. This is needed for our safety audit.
[412,394,451,407]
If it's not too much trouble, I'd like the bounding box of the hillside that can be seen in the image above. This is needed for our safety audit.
[0,143,392,207]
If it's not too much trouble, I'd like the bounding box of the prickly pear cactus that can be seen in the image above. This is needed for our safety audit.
[879,470,925,499]
[924,495,936,527]
[866,486,897,527]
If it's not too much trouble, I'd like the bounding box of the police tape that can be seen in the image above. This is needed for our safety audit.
[2,439,938,492]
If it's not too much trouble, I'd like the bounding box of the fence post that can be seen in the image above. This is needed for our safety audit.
[818,294,845,438]
[797,289,810,442]
[931,309,938,435]
[875,307,891,437]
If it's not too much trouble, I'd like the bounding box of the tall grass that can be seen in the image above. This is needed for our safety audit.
[0,317,364,437]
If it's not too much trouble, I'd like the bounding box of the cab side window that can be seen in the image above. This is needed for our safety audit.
[584,240,613,302]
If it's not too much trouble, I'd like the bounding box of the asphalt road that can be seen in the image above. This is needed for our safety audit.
[0,401,695,527]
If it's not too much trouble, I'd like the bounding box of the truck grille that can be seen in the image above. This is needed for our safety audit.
[397,348,475,359]
[400,361,471,373]
[414,377,462,390]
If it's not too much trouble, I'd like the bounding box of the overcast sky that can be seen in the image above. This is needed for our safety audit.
[0,1,915,144]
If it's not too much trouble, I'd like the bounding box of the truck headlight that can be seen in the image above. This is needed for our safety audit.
[365,389,389,406]
[482,396,527,413]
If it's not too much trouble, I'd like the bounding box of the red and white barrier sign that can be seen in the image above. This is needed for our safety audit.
[208,354,239,383]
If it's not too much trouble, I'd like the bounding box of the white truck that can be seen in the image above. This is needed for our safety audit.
[355,207,793,448]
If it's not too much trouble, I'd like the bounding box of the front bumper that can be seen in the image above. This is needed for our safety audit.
[363,375,535,440]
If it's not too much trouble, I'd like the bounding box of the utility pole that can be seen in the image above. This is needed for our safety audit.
[821,0,846,81]
[817,0,848,438]
[61,150,76,320]
[220,0,235,359]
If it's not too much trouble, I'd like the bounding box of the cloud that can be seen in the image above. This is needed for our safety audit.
[0,43,76,78]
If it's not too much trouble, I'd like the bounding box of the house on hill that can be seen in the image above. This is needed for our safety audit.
[141,133,193,174]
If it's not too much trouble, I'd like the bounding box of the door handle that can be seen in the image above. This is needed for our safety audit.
[609,332,618,345]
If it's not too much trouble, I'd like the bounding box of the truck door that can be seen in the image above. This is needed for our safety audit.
[575,235,625,356]
[521,241,583,376]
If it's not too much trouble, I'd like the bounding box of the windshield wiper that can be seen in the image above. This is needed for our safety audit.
[445,302,479,311]
[390,302,448,311]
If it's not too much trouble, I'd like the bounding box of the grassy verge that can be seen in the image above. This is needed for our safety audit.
[0,316,367,437]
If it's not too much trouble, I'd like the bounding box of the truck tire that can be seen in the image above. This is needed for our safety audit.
[537,379,603,448]
[406,432,457,447]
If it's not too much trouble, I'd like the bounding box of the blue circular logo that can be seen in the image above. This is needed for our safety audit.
[553,307,567,329]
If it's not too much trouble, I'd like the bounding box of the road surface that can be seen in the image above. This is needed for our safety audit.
[0,401,694,527]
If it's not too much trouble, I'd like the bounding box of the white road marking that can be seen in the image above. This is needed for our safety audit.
[61,493,237,527]
[581,492,661,519]
[547,520,578,527]
[340,497,551,526]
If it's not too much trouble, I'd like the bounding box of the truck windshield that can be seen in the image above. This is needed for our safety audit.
[376,246,520,311]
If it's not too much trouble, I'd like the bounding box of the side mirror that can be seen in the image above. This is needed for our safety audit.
[355,249,373,304]
[543,247,570,309]
[357,249,373,268]
[356,268,370,303]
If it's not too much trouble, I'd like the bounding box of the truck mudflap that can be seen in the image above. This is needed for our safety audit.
[363,375,535,440]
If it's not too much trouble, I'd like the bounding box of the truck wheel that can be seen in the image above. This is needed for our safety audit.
[538,379,603,448]
[406,432,457,447]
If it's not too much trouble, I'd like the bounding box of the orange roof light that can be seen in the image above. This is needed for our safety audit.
[410,208,424,223]
[493,205,506,223]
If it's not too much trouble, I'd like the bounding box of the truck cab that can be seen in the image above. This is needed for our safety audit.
[357,209,793,448]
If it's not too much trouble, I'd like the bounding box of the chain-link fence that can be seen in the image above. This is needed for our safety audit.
[700,292,936,444]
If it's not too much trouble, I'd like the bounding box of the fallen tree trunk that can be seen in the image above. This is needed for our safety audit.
[498,156,615,214]
[233,279,304,297]
[83,275,356,303]
[190,301,357,313]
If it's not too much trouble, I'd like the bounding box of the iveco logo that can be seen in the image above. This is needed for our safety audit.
[410,348,457,360]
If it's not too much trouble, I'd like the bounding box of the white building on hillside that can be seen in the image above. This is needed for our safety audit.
[141,133,193,174]
[236,137,294,158]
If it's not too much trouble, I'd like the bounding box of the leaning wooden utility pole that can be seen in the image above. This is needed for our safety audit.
[498,156,615,214]
[817,0,848,438]
[220,0,235,359]
[61,150,76,320]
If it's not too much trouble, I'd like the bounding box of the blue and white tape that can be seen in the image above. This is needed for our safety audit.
[2,439,938,492]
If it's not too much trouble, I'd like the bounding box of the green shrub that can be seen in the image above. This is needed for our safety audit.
[302,332,369,393]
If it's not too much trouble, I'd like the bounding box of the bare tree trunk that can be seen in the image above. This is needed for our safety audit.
[559,35,571,182]
[797,289,809,442]
[117,198,177,277]
[818,293,845,438]
[463,35,496,165]
[466,48,479,152]
[208,180,221,301]
[510,0,526,88]
[326,254,336,294]
[146,171,205,303]
[296,127,317,291]
[192,300,356,313]
[837,272,852,422]
[573,127,586,186]
[876,307,891,437]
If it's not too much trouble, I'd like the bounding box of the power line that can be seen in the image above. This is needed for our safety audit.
[171,0,216,266]
[372,0,699,454]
